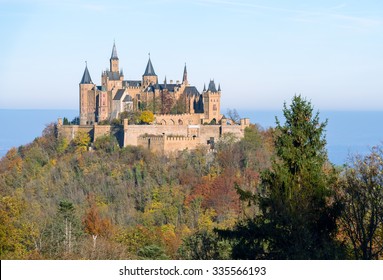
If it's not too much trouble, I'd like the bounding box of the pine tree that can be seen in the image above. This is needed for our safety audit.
[222,95,343,259]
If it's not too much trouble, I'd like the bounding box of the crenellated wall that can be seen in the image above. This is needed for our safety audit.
[154,113,204,125]
[57,117,250,153]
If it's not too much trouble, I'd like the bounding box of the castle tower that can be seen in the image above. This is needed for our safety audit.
[182,63,188,85]
[203,80,221,123]
[110,41,119,72]
[142,55,158,86]
[101,42,124,96]
[79,64,96,125]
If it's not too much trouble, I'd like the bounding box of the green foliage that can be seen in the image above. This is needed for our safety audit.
[93,135,119,153]
[138,244,169,260]
[178,231,231,260]
[222,95,343,259]
[120,111,141,125]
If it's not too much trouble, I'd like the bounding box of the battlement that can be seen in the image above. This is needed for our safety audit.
[205,91,221,95]
[166,135,198,141]
[154,113,202,118]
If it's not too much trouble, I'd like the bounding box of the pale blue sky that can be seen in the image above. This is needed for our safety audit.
[0,0,382,110]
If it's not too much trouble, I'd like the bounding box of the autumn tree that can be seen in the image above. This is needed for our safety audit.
[140,110,155,124]
[161,91,174,114]
[337,147,383,259]
[83,195,113,251]
[72,131,90,153]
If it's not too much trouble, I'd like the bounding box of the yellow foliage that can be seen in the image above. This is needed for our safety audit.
[197,208,217,232]
[140,110,154,124]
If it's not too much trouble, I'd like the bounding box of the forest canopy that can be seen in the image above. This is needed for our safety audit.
[1,95,382,260]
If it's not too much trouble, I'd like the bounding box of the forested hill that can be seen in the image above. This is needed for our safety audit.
[0,119,273,260]
[1,96,383,260]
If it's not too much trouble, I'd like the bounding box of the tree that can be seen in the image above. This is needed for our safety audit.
[93,135,119,153]
[337,147,383,259]
[140,110,154,124]
[226,108,241,124]
[72,131,90,153]
[221,95,343,259]
[161,91,174,114]
[83,195,113,251]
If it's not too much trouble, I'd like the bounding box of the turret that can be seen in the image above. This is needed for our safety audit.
[110,41,119,72]
[79,63,96,125]
[182,63,188,85]
[142,54,158,86]
[203,79,221,123]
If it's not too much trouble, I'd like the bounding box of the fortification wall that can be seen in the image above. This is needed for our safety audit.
[154,113,203,125]
[124,124,189,146]
[164,136,200,152]
[137,136,165,153]
[221,126,245,138]
[93,124,112,141]
[57,124,93,141]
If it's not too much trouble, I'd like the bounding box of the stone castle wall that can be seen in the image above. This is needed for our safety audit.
[57,117,250,153]
[138,135,201,153]
[154,113,204,126]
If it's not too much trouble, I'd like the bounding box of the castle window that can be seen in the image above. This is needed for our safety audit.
[213,104,217,111]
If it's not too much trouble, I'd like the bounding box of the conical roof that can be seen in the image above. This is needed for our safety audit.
[80,65,92,84]
[111,42,118,59]
[182,63,187,83]
[143,58,156,76]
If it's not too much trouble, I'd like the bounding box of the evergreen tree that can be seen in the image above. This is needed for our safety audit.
[221,95,343,259]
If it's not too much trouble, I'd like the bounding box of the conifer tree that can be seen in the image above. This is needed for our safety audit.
[222,95,343,259]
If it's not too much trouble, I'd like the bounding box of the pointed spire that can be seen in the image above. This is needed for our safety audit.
[80,62,92,84]
[143,55,156,76]
[120,68,124,76]
[182,63,188,84]
[218,83,221,91]
[203,83,206,91]
[111,41,118,59]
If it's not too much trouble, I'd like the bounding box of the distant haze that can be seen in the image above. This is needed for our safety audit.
[1,0,383,110]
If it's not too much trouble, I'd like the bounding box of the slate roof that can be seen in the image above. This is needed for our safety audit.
[111,42,118,59]
[123,80,142,87]
[208,80,217,92]
[113,89,126,100]
[183,86,200,97]
[105,71,121,81]
[143,58,156,76]
[80,66,92,84]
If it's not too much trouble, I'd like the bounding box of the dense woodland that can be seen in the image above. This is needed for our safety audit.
[1,95,383,260]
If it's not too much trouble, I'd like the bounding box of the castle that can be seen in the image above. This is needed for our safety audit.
[58,42,250,152]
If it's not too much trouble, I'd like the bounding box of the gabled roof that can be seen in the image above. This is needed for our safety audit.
[111,42,118,59]
[80,65,92,84]
[184,86,199,97]
[143,58,157,76]
[113,89,126,100]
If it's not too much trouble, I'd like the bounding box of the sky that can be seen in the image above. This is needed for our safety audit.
[0,0,382,111]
